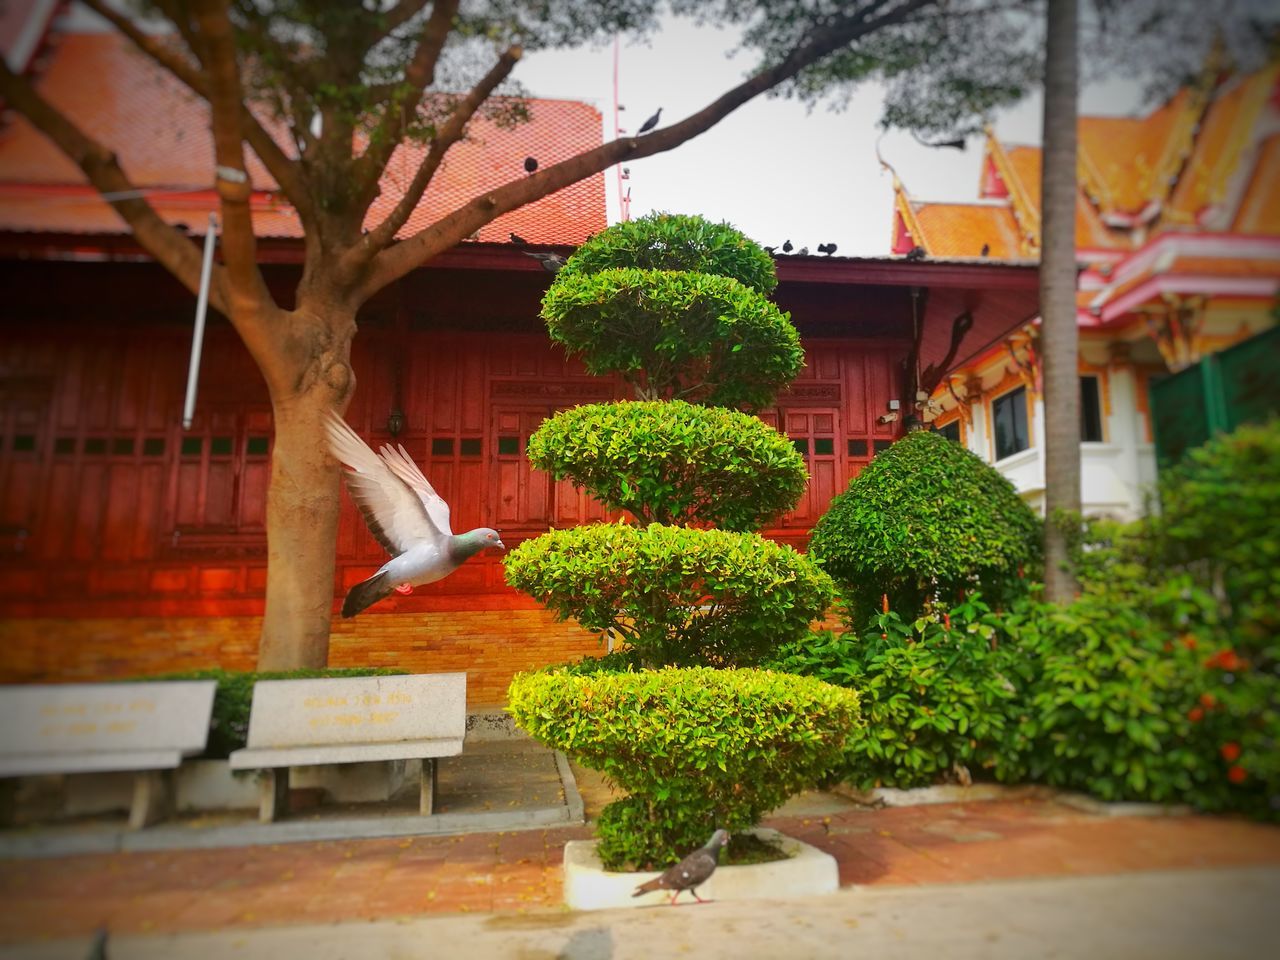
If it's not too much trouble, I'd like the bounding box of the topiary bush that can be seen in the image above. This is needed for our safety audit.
[542,268,802,409]
[505,522,835,667]
[139,667,407,758]
[809,429,1042,623]
[769,595,1024,789]
[526,400,807,529]
[507,666,862,869]
[556,211,778,294]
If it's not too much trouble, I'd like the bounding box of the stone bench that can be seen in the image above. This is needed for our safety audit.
[0,681,217,829]
[228,673,466,822]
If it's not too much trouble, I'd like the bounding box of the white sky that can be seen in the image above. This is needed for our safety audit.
[517,18,1149,256]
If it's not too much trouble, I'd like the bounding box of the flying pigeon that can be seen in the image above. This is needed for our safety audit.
[905,245,927,261]
[632,829,730,905]
[522,251,567,272]
[325,413,505,618]
[524,156,538,174]
[510,232,529,246]
[781,239,793,253]
[637,108,662,134]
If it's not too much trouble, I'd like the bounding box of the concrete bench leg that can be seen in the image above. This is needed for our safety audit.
[420,758,437,815]
[259,767,290,823]
[129,770,173,830]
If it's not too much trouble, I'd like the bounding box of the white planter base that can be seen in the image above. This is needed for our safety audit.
[563,828,838,911]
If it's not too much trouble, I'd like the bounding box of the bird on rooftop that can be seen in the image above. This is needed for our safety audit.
[781,239,793,253]
[818,242,838,256]
[325,413,505,618]
[524,156,538,174]
[905,245,927,261]
[522,251,567,272]
[980,243,990,257]
[633,829,730,905]
[763,246,776,254]
[637,108,662,134]
[797,246,809,256]
[510,232,529,246]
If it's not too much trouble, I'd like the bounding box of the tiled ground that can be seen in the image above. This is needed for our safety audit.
[3,798,1280,943]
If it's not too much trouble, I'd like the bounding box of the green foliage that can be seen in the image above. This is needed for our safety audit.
[504,523,834,667]
[557,212,778,294]
[140,667,405,759]
[1000,585,1257,809]
[507,666,861,869]
[526,400,807,529]
[809,430,1042,622]
[770,595,1023,789]
[542,268,802,410]
[1155,418,1280,659]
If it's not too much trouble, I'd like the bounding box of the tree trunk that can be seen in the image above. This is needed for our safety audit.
[255,308,356,669]
[1040,0,1081,604]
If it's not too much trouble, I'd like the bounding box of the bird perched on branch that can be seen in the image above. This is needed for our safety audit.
[325,413,504,618]
[524,156,538,174]
[522,251,567,272]
[633,829,730,905]
[637,108,662,134]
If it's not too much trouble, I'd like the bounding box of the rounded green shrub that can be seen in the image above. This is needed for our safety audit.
[557,212,778,294]
[507,666,862,869]
[770,597,1023,789]
[503,522,835,667]
[526,400,807,529]
[809,429,1042,622]
[542,268,802,409]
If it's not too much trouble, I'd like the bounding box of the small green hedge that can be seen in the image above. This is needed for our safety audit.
[541,268,803,410]
[810,430,1042,621]
[504,522,835,667]
[140,667,406,758]
[556,212,778,294]
[507,666,861,869]
[526,400,807,530]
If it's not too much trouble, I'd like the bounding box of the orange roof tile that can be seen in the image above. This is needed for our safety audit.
[0,32,605,245]
[1232,133,1280,235]
[910,201,1023,258]
[1078,90,1197,215]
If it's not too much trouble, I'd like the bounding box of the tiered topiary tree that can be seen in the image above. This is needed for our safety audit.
[504,213,858,868]
[809,429,1043,624]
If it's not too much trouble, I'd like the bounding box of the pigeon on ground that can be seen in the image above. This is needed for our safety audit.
[522,251,567,272]
[905,245,927,261]
[632,829,730,905]
[524,156,538,174]
[637,108,662,134]
[325,413,505,618]
[818,242,838,255]
[510,232,528,246]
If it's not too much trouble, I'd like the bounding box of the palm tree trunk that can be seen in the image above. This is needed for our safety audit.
[1040,0,1081,604]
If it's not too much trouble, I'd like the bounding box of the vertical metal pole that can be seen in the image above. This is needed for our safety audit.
[182,213,218,430]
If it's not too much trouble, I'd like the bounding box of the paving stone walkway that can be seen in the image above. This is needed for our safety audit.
[3,797,1279,944]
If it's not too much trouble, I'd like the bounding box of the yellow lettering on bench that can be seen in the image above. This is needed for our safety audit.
[333,714,363,726]
[105,720,136,734]
[67,722,97,735]
[61,704,87,717]
[368,712,398,725]
[309,716,332,728]
[39,705,58,717]
[359,694,382,706]
[386,692,412,705]
[129,699,156,713]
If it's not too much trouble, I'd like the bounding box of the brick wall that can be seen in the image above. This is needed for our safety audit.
[0,609,604,708]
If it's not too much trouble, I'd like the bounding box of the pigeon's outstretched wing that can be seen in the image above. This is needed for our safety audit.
[325,412,446,555]
[377,442,453,537]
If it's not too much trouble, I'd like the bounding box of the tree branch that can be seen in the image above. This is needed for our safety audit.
[351,0,460,209]
[83,0,312,222]
[372,0,433,43]
[0,55,229,315]
[343,43,522,281]
[191,0,272,313]
[362,0,937,297]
